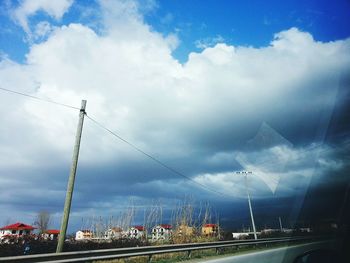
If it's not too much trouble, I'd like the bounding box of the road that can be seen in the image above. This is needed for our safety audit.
[194,241,335,263]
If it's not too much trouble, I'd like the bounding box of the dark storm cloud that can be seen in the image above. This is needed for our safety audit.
[0,0,350,231]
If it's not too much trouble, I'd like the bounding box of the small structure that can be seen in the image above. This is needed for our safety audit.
[299,227,312,233]
[261,228,280,235]
[0,222,35,239]
[174,224,194,237]
[151,224,172,241]
[127,226,145,239]
[75,230,93,240]
[201,224,219,237]
[232,232,250,239]
[105,227,123,239]
[43,230,60,240]
[281,228,293,234]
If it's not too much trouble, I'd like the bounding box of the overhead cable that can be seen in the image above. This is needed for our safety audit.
[0,87,80,110]
[85,114,232,198]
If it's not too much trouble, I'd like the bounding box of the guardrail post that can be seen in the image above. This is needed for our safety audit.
[216,248,220,254]
[187,250,192,258]
[148,255,152,262]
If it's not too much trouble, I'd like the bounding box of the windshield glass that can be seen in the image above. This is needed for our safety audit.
[0,0,349,262]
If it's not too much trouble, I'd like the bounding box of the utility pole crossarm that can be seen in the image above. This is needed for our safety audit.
[56,100,87,253]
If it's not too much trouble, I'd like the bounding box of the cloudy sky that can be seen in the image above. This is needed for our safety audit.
[0,0,349,232]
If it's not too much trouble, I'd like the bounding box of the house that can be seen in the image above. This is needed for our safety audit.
[299,227,312,233]
[201,224,219,236]
[232,232,250,239]
[75,230,93,240]
[261,228,280,235]
[127,226,145,239]
[105,227,123,239]
[175,224,194,237]
[151,224,172,241]
[43,230,60,240]
[281,228,293,234]
[0,222,36,239]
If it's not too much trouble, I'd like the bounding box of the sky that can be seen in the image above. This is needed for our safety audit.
[0,0,349,233]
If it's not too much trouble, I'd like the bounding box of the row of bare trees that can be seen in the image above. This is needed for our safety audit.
[79,197,220,242]
[6,197,220,242]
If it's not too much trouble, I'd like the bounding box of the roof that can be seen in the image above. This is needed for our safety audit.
[45,230,60,234]
[203,224,218,227]
[0,222,36,231]
[160,224,172,229]
[133,226,144,231]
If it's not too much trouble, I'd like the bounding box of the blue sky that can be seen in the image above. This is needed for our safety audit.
[1,0,350,63]
[146,0,350,62]
[0,0,349,232]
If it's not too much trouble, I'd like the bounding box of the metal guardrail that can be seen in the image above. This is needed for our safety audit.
[0,236,318,263]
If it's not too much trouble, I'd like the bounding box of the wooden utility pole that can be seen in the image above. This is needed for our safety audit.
[56,100,87,253]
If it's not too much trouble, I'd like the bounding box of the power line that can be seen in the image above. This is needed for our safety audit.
[0,87,80,110]
[85,114,232,198]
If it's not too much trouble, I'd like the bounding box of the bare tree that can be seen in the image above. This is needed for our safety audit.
[34,211,51,234]
[143,199,162,239]
[171,196,197,243]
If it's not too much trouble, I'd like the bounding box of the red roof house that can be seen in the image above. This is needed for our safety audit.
[127,226,145,239]
[45,230,60,235]
[160,224,172,229]
[202,223,219,236]
[0,222,36,239]
[151,224,173,241]
[134,226,145,231]
[0,222,36,231]
[42,229,60,240]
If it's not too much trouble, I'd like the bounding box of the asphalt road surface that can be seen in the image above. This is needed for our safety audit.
[198,241,335,263]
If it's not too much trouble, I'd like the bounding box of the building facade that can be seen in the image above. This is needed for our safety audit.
[201,224,219,236]
[151,224,172,241]
[127,226,145,239]
[75,230,93,240]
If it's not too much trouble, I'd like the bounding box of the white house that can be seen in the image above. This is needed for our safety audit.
[261,228,280,234]
[75,230,93,240]
[105,227,123,239]
[127,226,145,239]
[232,232,250,239]
[42,230,60,240]
[0,222,35,240]
[299,227,312,233]
[151,224,172,241]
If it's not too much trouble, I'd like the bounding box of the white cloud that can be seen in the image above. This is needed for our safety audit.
[12,0,73,34]
[33,21,54,40]
[194,143,343,198]
[0,0,349,227]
